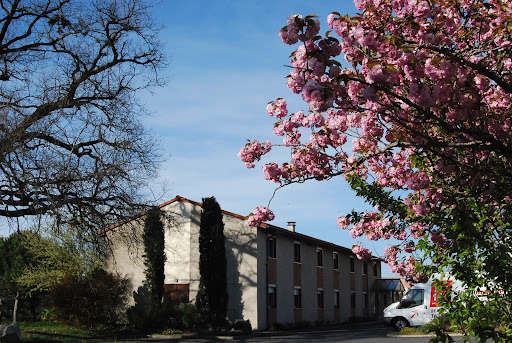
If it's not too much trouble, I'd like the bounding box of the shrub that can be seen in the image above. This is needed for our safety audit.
[50,268,129,327]
[229,319,252,335]
[126,285,171,332]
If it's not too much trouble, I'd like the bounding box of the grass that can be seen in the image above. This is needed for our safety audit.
[391,326,432,336]
[389,324,460,337]
[18,322,143,343]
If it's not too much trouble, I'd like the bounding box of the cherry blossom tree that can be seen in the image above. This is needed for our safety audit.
[240,1,512,340]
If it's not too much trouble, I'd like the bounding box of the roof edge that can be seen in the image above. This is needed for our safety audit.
[98,195,265,235]
[99,195,378,260]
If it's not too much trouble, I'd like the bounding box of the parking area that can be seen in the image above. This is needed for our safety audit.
[146,323,478,343]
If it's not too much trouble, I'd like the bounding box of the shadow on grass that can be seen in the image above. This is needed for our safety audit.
[23,330,104,342]
[21,329,137,343]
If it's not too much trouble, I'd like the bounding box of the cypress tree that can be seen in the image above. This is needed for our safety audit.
[196,196,228,328]
[142,207,166,304]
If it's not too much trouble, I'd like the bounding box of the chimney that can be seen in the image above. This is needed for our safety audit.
[287,221,296,232]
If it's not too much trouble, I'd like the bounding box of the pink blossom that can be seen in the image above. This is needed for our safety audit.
[300,18,320,42]
[290,110,306,125]
[384,245,399,263]
[403,241,416,253]
[279,27,299,45]
[279,15,302,45]
[349,223,364,238]
[431,230,448,247]
[238,140,272,168]
[353,0,371,11]
[242,2,512,285]
[352,244,372,260]
[337,216,351,229]
[267,98,288,118]
[263,162,284,183]
[245,206,275,227]
[283,130,301,146]
[409,223,427,239]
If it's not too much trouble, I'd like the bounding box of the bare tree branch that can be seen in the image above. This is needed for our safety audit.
[0,0,166,236]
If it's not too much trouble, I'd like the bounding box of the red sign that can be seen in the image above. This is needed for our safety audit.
[430,281,453,307]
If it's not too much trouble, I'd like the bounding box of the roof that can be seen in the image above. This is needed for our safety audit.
[100,195,379,259]
[373,278,406,292]
[98,195,267,235]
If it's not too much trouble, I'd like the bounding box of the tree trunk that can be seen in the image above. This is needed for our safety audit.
[12,291,19,323]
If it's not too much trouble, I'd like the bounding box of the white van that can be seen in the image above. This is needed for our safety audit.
[383,278,462,331]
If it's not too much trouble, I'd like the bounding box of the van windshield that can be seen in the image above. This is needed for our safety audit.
[398,289,424,309]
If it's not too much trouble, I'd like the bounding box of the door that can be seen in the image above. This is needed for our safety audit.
[397,288,429,326]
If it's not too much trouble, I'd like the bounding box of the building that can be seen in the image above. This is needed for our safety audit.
[105,195,386,330]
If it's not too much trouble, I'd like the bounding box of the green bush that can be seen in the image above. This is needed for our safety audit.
[229,319,252,335]
[50,268,129,327]
[127,290,204,333]
[126,285,171,332]
[173,302,202,330]
[424,314,456,335]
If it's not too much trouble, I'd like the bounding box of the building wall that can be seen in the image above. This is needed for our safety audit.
[256,227,381,328]
[222,211,259,327]
[107,199,262,328]
[106,197,382,331]
[301,241,317,322]
[275,234,294,324]
[158,200,198,301]
[338,253,351,321]
[152,200,261,328]
[256,227,269,330]
[105,218,146,301]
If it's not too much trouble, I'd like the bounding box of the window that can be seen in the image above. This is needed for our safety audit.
[363,262,368,275]
[350,256,355,272]
[373,262,378,277]
[268,285,277,308]
[334,290,340,308]
[317,289,324,309]
[317,248,323,267]
[294,242,301,263]
[398,289,424,309]
[374,293,380,314]
[294,288,302,308]
[333,252,339,270]
[363,292,368,309]
[351,292,356,309]
[268,236,276,258]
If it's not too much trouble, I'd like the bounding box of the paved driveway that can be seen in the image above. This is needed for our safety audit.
[148,324,477,342]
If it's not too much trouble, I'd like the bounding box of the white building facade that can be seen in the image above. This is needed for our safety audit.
[105,196,383,330]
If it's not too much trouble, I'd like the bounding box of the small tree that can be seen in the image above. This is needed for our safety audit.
[0,230,108,323]
[196,197,228,328]
[0,232,29,323]
[0,231,56,323]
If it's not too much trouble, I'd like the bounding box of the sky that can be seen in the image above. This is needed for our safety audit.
[0,0,398,277]
[142,1,400,278]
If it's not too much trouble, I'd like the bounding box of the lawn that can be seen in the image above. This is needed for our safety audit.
[18,322,143,343]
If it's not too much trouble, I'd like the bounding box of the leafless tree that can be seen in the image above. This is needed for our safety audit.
[0,0,166,236]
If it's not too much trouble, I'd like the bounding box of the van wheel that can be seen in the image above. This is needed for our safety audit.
[392,317,409,331]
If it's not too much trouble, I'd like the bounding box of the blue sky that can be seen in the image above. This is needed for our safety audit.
[0,0,399,277]
[144,1,400,277]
